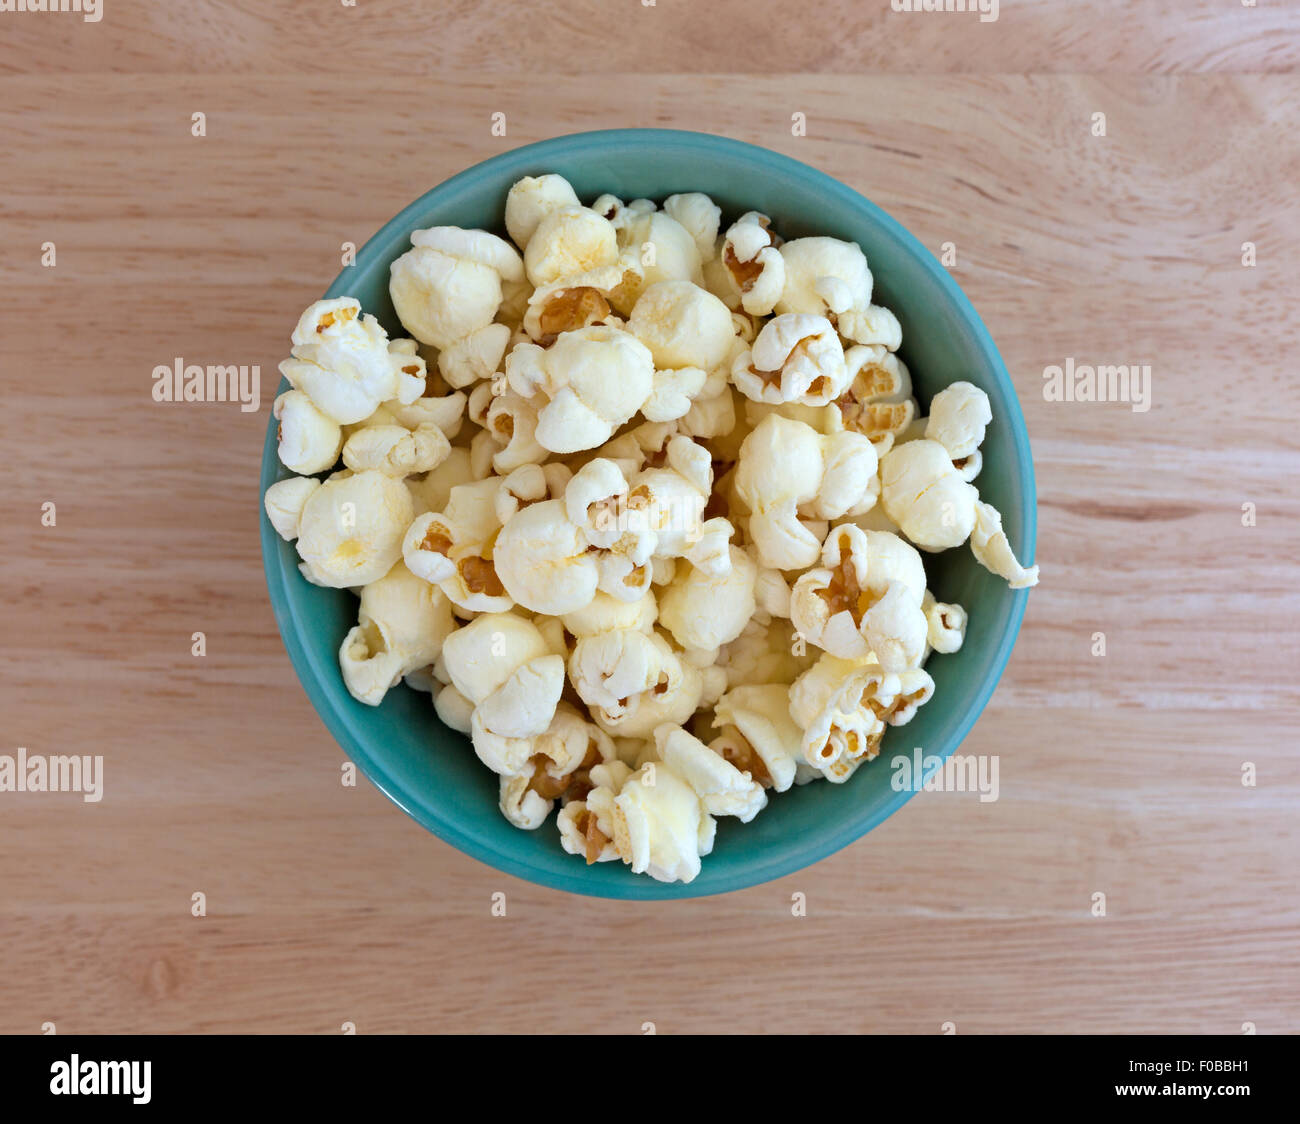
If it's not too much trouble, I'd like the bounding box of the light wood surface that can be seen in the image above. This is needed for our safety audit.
[2,1,1297,1035]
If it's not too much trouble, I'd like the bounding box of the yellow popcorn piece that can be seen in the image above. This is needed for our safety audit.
[523,205,619,288]
[662,192,722,260]
[712,683,805,793]
[790,524,928,671]
[658,544,757,656]
[341,422,450,477]
[776,236,873,319]
[296,469,414,589]
[735,413,878,570]
[655,724,767,823]
[970,500,1039,589]
[389,226,523,351]
[273,389,343,475]
[721,212,786,317]
[338,560,455,707]
[504,174,581,250]
[263,475,321,542]
[280,298,425,425]
[506,325,655,454]
[732,313,850,407]
[926,380,992,462]
[493,498,599,615]
[880,438,978,551]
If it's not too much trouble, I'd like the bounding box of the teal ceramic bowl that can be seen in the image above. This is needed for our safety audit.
[260,129,1036,900]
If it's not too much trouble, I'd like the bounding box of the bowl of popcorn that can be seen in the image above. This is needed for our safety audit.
[260,129,1039,898]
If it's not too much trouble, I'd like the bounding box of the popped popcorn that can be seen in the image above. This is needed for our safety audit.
[263,173,1041,884]
[505,324,655,454]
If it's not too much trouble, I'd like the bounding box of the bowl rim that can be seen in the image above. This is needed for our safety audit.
[260,127,1037,900]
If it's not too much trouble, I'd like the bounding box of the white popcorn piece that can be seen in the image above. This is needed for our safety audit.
[776,236,872,320]
[341,422,450,477]
[483,391,548,475]
[434,683,474,734]
[835,303,903,349]
[926,381,992,461]
[520,264,632,343]
[406,446,474,518]
[923,591,967,655]
[970,500,1039,589]
[493,498,600,614]
[437,322,511,390]
[339,560,455,706]
[627,280,734,377]
[506,325,655,454]
[273,390,343,475]
[735,413,878,570]
[441,613,565,774]
[678,386,737,440]
[658,545,756,654]
[504,174,581,249]
[609,210,703,312]
[264,476,322,542]
[402,479,512,613]
[789,524,928,671]
[721,212,786,317]
[880,438,979,551]
[643,364,709,423]
[568,627,667,713]
[592,195,656,230]
[564,458,654,562]
[585,632,706,740]
[497,702,615,829]
[556,760,632,864]
[498,774,552,830]
[609,760,714,883]
[561,589,658,640]
[383,388,467,442]
[711,683,804,792]
[655,724,766,823]
[620,434,717,564]
[389,227,524,351]
[662,192,722,259]
[835,345,916,451]
[788,655,892,783]
[493,462,561,526]
[731,313,849,407]
[280,299,425,425]
[295,469,414,588]
[523,205,619,288]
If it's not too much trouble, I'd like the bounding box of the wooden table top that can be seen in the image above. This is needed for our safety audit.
[2,0,1297,1034]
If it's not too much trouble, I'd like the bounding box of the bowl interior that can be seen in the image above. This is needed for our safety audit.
[260,129,1036,899]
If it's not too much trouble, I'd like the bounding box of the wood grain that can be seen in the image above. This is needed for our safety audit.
[2,2,1298,1034]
